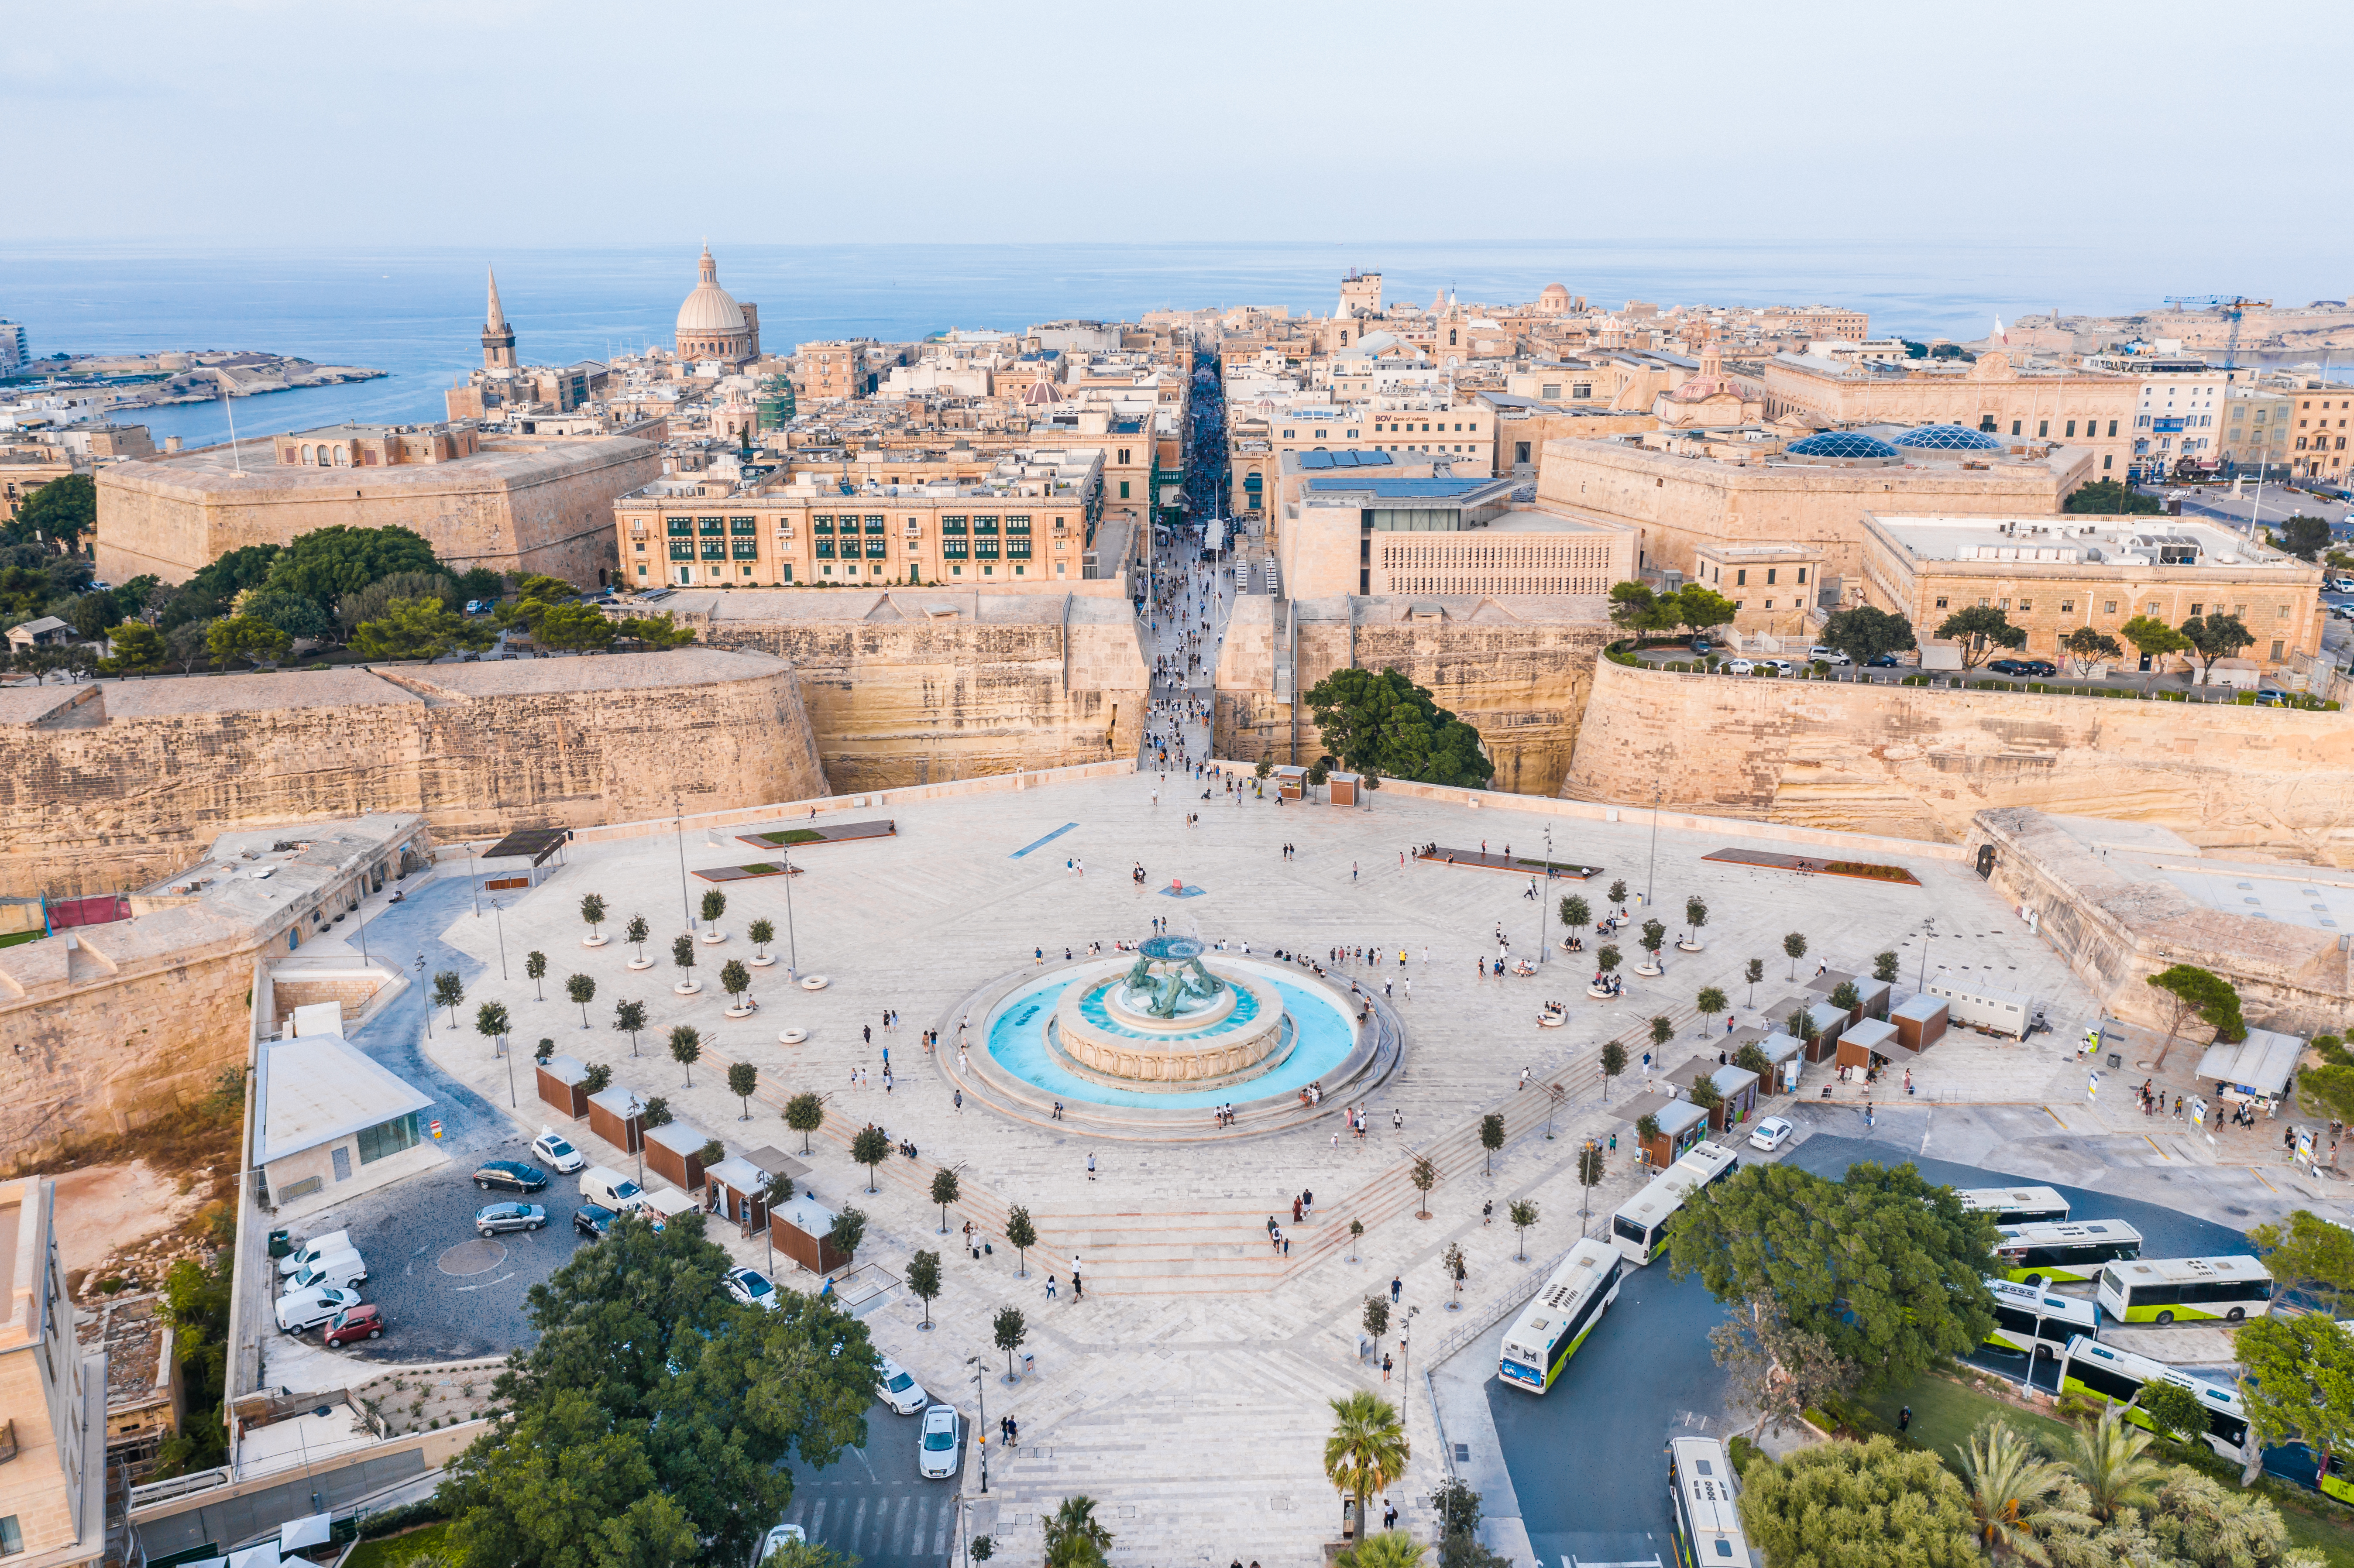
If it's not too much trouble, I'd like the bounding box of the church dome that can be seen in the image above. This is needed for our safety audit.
[1021,376,1065,406]
[677,248,746,336]
[1538,283,1570,309]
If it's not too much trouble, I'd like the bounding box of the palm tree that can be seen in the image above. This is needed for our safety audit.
[1957,1419,2079,1564]
[1323,1390,1409,1545]
[1041,1496,1113,1568]
[1336,1534,1426,1568]
[2065,1406,2162,1523]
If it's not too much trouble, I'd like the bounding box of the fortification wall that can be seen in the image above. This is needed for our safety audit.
[1562,657,2354,865]
[698,611,1148,790]
[0,651,827,899]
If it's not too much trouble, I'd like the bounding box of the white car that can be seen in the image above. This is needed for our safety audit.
[917,1403,962,1479]
[876,1355,928,1416]
[276,1283,362,1334]
[1723,658,1755,675]
[1767,659,1797,676]
[753,1523,805,1566]
[724,1266,780,1311]
[1749,1116,1795,1153]
[532,1129,586,1174]
[1808,646,1852,666]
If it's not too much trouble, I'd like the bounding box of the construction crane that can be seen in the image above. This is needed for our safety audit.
[2160,295,2272,368]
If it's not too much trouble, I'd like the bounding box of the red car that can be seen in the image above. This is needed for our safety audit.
[321,1304,385,1348]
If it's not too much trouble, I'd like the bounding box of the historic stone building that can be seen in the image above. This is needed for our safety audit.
[675,246,760,366]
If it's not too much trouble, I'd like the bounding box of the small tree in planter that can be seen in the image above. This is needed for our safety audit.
[728,1060,758,1120]
[1682,897,1708,951]
[671,933,700,994]
[1608,879,1629,915]
[534,1037,555,1065]
[1783,930,1808,979]
[566,972,596,1027]
[907,1249,942,1331]
[1440,1242,1467,1307]
[475,1000,509,1056]
[1363,1296,1390,1342]
[612,997,647,1057]
[1635,1112,1661,1160]
[851,1124,891,1193]
[1409,1154,1437,1219]
[1744,957,1765,1007]
[669,1024,701,1087]
[1577,1142,1606,1229]
[1696,986,1728,1033]
[525,950,548,1002]
[1636,920,1667,974]
[1650,1016,1674,1057]
[1595,946,1622,986]
[1508,1199,1539,1261]
[748,917,777,968]
[1559,894,1590,936]
[1873,950,1900,984]
[581,893,608,947]
[700,887,728,943]
[641,1098,672,1129]
[1005,1204,1037,1276]
[697,1137,726,1171]
[1828,980,1862,1016]
[931,1168,960,1234]
[1479,1113,1505,1176]
[721,958,754,1017]
[785,1091,824,1155]
[433,970,466,1026]
[1348,1217,1364,1263]
[827,1205,865,1263]
[994,1306,1027,1382]
[1599,1039,1627,1101]
[624,914,652,969]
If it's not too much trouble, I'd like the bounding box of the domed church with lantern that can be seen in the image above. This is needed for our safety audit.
[675,246,761,365]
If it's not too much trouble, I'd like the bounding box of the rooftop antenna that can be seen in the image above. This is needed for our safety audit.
[221,380,244,473]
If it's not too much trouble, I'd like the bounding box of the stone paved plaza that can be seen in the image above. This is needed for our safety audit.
[386,766,2323,1565]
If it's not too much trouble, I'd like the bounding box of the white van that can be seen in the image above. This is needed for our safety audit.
[581,1165,648,1213]
[285,1247,368,1292]
[278,1230,351,1279]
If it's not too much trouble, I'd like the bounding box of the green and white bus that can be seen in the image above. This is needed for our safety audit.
[2058,1335,2249,1460]
[1610,1141,1740,1266]
[1955,1185,2070,1226]
[2096,1255,2274,1324]
[1498,1239,1624,1394]
[1994,1219,2143,1285]
[1984,1276,2100,1360]
[1667,1435,1749,1566]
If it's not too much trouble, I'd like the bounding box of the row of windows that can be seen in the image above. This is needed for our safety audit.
[1377,543,1615,570]
[2297,436,2350,450]
[1382,575,1614,596]
[1714,565,1807,588]
[1930,594,2292,621]
[1991,418,2122,439]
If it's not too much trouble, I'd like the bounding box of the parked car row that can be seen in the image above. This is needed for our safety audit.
[275,1240,386,1346]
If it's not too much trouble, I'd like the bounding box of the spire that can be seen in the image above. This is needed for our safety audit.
[699,244,719,285]
[480,263,517,371]
[485,266,507,331]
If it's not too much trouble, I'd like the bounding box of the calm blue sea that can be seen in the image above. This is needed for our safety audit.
[3,240,2334,450]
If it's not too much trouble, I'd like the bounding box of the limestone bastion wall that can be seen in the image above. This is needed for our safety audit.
[0,650,827,900]
[692,603,1149,792]
[1212,595,1616,797]
[1562,656,2354,866]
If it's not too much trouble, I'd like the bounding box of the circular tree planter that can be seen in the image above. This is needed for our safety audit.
[725,1002,757,1019]
[799,975,829,991]
[1634,961,1664,977]
[749,954,777,969]
[582,934,609,948]
[778,1028,809,1045]
[1586,985,1615,1000]
[674,979,703,996]
[700,929,729,946]
[626,956,654,971]
[1676,940,1703,953]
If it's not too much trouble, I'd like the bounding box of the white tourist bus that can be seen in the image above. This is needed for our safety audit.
[2058,1335,2250,1459]
[1994,1218,2144,1284]
[1983,1277,2100,1360]
[1955,1185,2071,1226]
[2096,1255,2274,1324]
[1667,1435,1750,1566]
[1610,1141,1740,1266]
[1496,1239,1625,1394]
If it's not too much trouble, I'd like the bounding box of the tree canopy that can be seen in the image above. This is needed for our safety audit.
[2063,478,2162,515]
[2180,613,2254,681]
[1933,605,2028,669]
[205,615,291,670]
[1819,604,1918,664]
[2278,515,2332,562]
[2237,1312,2354,1478]
[354,596,493,661]
[2248,1209,2354,1316]
[260,524,441,606]
[160,543,282,630]
[1664,1160,1997,1390]
[8,473,96,546]
[1303,666,1491,788]
[2062,624,2124,675]
[1608,580,1736,638]
[437,1211,874,1568]
[1736,1436,1982,1568]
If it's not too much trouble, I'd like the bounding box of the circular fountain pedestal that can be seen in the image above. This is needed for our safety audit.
[1052,954,1288,1090]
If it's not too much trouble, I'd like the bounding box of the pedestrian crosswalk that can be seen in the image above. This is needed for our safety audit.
[783,1476,959,1568]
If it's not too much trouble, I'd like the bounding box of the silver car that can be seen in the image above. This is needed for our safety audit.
[476,1202,548,1236]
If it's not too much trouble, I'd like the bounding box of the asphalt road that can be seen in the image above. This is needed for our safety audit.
[1485,1122,2261,1566]
[276,877,596,1364]
[777,1398,962,1568]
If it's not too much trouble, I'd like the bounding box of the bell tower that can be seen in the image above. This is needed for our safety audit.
[481,265,517,371]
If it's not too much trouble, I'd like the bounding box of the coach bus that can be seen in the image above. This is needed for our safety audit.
[1497,1239,1625,1394]
[1955,1185,2071,1226]
[1667,1435,1750,1565]
[1994,1219,2144,1284]
[2058,1335,2250,1459]
[2096,1255,2274,1324]
[1610,1141,1740,1266]
[1984,1277,2100,1360]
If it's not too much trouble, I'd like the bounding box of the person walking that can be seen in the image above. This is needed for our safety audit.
[1071,1270,1083,1301]
[1390,1274,1402,1304]
[1380,1352,1393,1382]
[1045,1274,1058,1300]
[1086,1152,1097,1182]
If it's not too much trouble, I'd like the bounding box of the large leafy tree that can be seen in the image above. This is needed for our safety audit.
[2144,964,2244,1070]
[2237,1316,2354,1487]
[1934,604,2028,669]
[2180,612,2254,683]
[2247,1209,2354,1316]
[1665,1160,1997,1390]
[1607,580,1675,634]
[336,570,459,636]
[354,596,492,661]
[260,523,441,606]
[9,472,96,546]
[1302,666,1491,788]
[1665,584,1738,638]
[206,615,292,670]
[1737,1437,1981,1568]
[1819,604,1917,664]
[237,588,337,643]
[538,601,617,652]
[438,1212,874,1568]
[2062,625,2124,676]
[158,543,282,630]
[2277,515,2332,562]
[2063,478,2162,515]
[98,621,167,675]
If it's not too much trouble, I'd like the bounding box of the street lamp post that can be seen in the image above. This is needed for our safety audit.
[674,799,693,930]
[1539,823,1553,965]
[625,1094,646,1189]
[1644,785,1661,910]
[466,843,481,918]
[415,954,430,1037]
[966,1356,989,1494]
[780,846,801,981]
[1398,1304,1420,1392]
[491,897,509,980]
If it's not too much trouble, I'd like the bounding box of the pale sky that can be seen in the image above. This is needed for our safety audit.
[4,0,2348,280]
